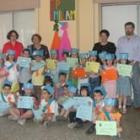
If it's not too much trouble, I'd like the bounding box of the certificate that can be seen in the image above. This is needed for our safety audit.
[57,62,70,72]
[72,68,87,78]
[0,102,10,114]
[117,64,132,77]
[17,57,31,68]
[32,107,43,120]
[96,121,117,136]
[31,61,46,71]
[66,57,78,68]
[86,62,100,73]
[17,96,34,109]
[62,97,75,110]
[101,68,118,81]
[46,59,57,70]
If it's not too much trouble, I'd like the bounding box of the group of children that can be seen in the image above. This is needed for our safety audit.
[0,47,133,140]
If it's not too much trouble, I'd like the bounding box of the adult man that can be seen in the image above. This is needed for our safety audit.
[116,22,140,111]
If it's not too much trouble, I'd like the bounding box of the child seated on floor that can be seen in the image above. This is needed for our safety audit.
[8,83,38,125]
[0,81,15,117]
[86,86,107,135]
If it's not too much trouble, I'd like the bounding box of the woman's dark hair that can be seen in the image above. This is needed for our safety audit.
[100,29,110,38]
[80,86,90,97]
[125,22,135,28]
[7,30,19,40]
[31,34,42,42]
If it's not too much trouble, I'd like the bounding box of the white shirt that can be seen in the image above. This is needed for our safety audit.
[0,92,15,103]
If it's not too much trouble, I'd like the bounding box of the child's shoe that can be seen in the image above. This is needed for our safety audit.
[112,133,121,140]
[18,118,26,125]
[122,107,127,114]
[43,121,50,127]
[86,124,96,135]
[67,122,77,129]
[8,115,18,121]
[56,115,66,121]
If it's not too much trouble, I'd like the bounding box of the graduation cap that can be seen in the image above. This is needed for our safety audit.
[71,48,79,54]
[0,53,4,59]
[7,50,15,55]
[119,53,128,60]
[79,53,88,59]
[105,53,115,60]
[68,86,77,94]
[45,72,54,79]
[2,80,12,88]
[99,51,107,60]
[51,50,58,55]
[63,49,70,54]
[41,85,55,95]
[104,98,117,107]
[33,50,43,57]
[94,86,107,97]
[89,51,97,57]
[23,83,33,90]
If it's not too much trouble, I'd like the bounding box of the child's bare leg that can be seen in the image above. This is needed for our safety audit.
[63,110,69,118]
[122,96,127,108]
[20,110,33,119]
[118,95,123,109]
[60,108,66,116]
[9,107,20,119]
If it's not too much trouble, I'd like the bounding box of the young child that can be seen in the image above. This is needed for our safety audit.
[31,50,45,101]
[88,51,100,95]
[0,81,15,116]
[18,49,32,91]
[56,85,77,121]
[117,53,131,114]
[35,85,58,126]
[62,49,70,62]
[5,50,18,83]
[98,51,107,69]
[44,72,54,87]
[8,83,38,125]
[98,98,122,140]
[0,53,9,93]
[50,50,58,60]
[86,86,107,135]
[102,53,117,98]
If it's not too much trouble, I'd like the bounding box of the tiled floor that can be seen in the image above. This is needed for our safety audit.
[0,108,140,140]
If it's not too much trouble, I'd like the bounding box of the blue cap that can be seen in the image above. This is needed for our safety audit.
[94,86,107,97]
[41,85,55,95]
[79,53,88,59]
[45,72,54,79]
[80,83,91,92]
[99,51,107,60]
[2,80,12,88]
[89,51,97,56]
[51,50,57,55]
[71,48,79,54]
[33,50,43,57]
[105,53,115,60]
[0,53,4,59]
[23,83,33,89]
[104,98,117,107]
[63,49,70,54]
[119,53,128,60]
[68,86,77,94]
[7,50,15,55]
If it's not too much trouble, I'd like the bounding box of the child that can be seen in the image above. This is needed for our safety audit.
[70,48,79,58]
[56,85,77,121]
[98,51,107,69]
[50,50,58,60]
[0,81,15,116]
[44,72,54,86]
[68,83,91,129]
[62,49,70,62]
[102,53,117,98]
[88,51,100,95]
[8,83,38,125]
[18,49,32,91]
[5,50,18,83]
[31,50,45,101]
[98,98,122,140]
[117,53,131,114]
[86,86,107,135]
[35,85,58,125]
[0,53,9,93]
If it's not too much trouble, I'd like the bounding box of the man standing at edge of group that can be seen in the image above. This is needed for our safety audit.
[116,22,140,111]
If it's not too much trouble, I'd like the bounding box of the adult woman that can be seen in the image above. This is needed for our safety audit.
[27,34,50,60]
[92,30,116,61]
[2,30,24,60]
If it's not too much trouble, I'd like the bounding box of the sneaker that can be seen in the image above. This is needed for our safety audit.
[112,134,121,140]
[43,121,49,127]
[86,124,95,135]
[122,107,127,114]
[75,122,83,128]
[18,118,26,125]
[56,115,66,121]
[8,115,18,121]
[67,122,77,129]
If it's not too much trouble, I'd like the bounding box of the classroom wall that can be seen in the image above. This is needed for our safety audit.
[37,0,100,53]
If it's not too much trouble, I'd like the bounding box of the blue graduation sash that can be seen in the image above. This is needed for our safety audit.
[1,93,7,103]
[43,98,54,112]
[7,64,14,70]
[104,111,111,121]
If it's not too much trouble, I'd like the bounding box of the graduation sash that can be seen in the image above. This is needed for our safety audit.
[104,111,111,121]
[1,93,7,103]
[7,64,14,71]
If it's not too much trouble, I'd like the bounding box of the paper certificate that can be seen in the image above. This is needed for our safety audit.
[17,57,31,68]
[0,102,10,114]
[46,59,57,70]
[57,62,70,72]
[117,64,132,77]
[66,57,78,68]
[86,62,100,73]
[32,107,43,120]
[17,96,34,109]
[96,121,117,136]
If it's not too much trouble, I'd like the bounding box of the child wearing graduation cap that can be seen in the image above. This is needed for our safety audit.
[117,53,131,114]
[31,50,46,101]
[5,50,18,83]
[8,83,38,125]
[88,51,101,95]
[44,72,54,87]
[98,51,107,70]
[0,81,15,116]
[56,85,77,121]
[50,49,58,60]
[98,98,122,140]
[102,53,118,98]
[86,86,107,135]
[37,85,58,125]
[62,49,70,62]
